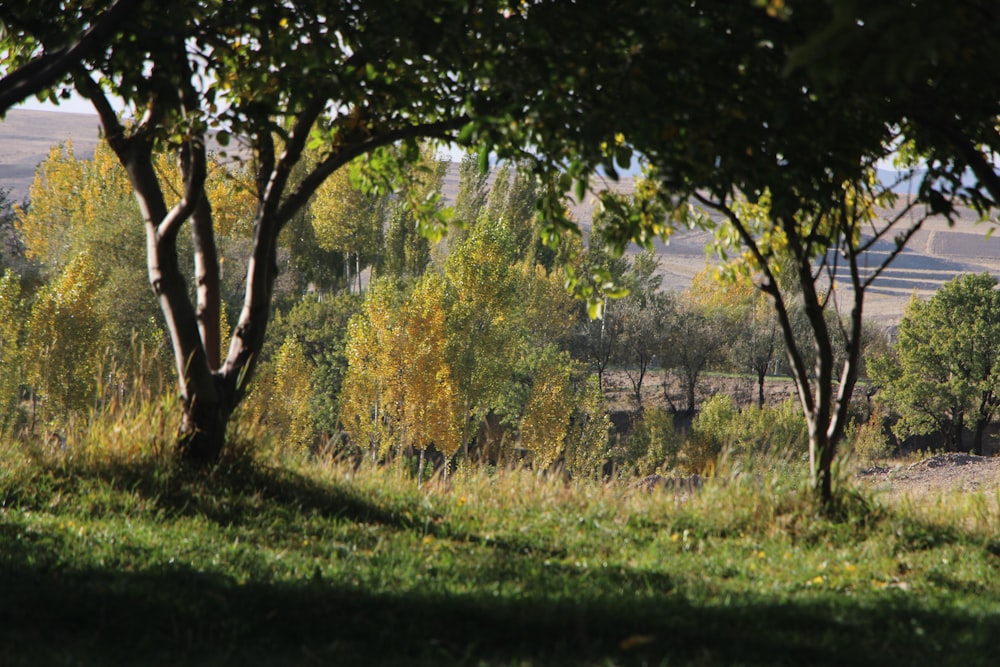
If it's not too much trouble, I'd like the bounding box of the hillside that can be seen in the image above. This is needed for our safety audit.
[3,108,999,324]
[0,109,102,202]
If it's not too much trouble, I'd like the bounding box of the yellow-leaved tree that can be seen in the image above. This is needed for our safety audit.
[270,337,315,455]
[340,280,404,460]
[310,166,385,293]
[341,275,461,469]
[518,349,574,469]
[16,141,135,271]
[24,252,105,416]
[396,274,462,463]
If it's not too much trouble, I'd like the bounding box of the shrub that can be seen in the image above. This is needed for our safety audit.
[614,407,684,476]
[684,396,807,474]
[847,404,893,466]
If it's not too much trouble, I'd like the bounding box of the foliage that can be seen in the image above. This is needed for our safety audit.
[628,396,809,476]
[265,294,362,437]
[789,0,1000,215]
[340,209,589,468]
[310,161,385,292]
[847,404,893,467]
[870,273,1000,455]
[616,407,684,477]
[712,397,809,464]
[0,269,25,427]
[518,348,574,468]
[23,252,105,415]
[340,280,407,459]
[560,375,611,480]
[381,143,448,280]
[661,295,728,413]
[246,337,315,457]
[395,273,463,458]
[612,250,672,408]
[16,141,136,270]
[690,267,781,407]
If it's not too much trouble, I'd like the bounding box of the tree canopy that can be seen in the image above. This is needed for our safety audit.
[872,274,1000,456]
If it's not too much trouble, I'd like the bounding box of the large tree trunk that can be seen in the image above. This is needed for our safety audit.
[177,378,229,464]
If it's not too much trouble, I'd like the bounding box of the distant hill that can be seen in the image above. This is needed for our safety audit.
[0,109,102,202]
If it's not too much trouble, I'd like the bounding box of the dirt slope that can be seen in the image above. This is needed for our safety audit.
[858,453,1000,498]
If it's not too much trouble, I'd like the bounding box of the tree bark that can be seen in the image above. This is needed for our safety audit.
[757,370,766,409]
[971,418,987,457]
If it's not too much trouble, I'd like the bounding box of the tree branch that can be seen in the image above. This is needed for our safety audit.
[276,116,468,226]
[157,134,207,241]
[0,0,143,114]
[914,113,1000,207]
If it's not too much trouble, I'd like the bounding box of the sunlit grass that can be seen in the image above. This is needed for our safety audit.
[2,400,1000,665]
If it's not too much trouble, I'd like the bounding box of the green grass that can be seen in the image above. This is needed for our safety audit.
[1,430,999,666]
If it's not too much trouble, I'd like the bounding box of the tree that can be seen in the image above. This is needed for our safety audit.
[614,250,671,409]
[381,144,448,280]
[16,139,257,364]
[471,1,939,506]
[310,165,385,294]
[247,336,314,454]
[695,186,935,504]
[340,275,463,468]
[443,216,524,457]
[661,295,726,414]
[617,292,671,410]
[518,347,574,468]
[261,293,361,438]
[568,208,631,391]
[870,274,1000,456]
[689,267,779,409]
[2,1,521,463]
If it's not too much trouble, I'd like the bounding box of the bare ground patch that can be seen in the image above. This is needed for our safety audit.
[858,453,1000,500]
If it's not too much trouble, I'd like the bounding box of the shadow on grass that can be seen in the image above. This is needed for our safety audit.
[5,454,430,531]
[2,460,997,665]
[0,530,996,667]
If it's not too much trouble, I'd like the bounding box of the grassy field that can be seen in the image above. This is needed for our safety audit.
[2,420,1000,667]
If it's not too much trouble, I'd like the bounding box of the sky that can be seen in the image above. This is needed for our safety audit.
[17,95,97,115]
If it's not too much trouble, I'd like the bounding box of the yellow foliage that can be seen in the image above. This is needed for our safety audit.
[519,353,572,468]
[310,165,381,253]
[17,141,257,275]
[341,276,462,459]
[398,275,462,457]
[16,141,86,264]
[16,141,137,268]
[24,252,106,413]
[340,281,403,456]
[0,269,25,423]
[272,337,315,451]
[689,265,754,311]
[562,375,611,479]
[205,161,258,237]
[244,336,314,455]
